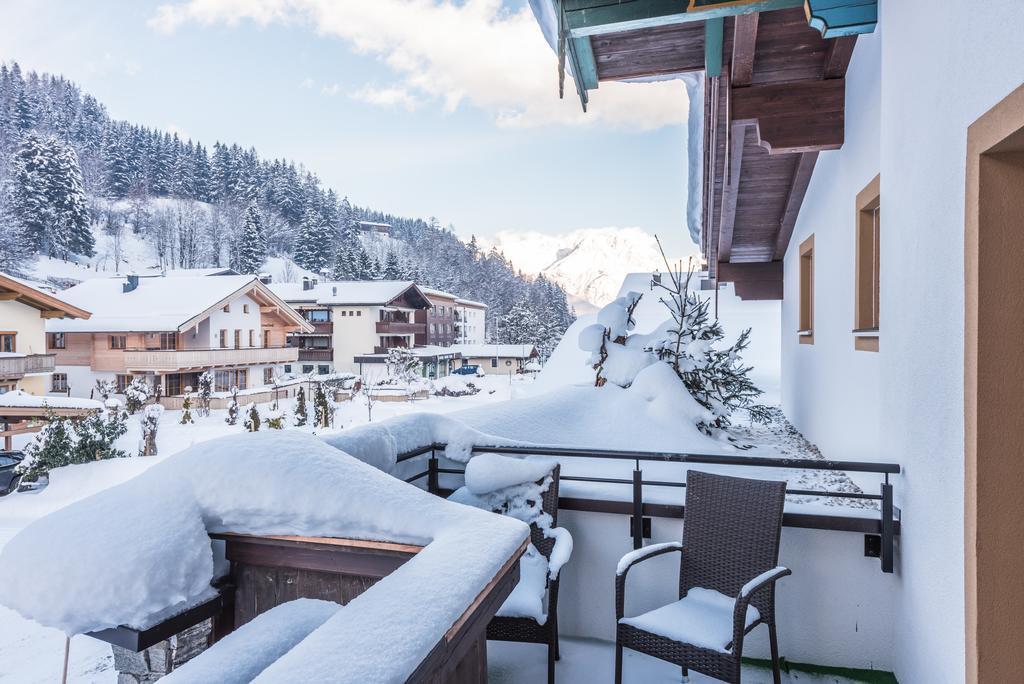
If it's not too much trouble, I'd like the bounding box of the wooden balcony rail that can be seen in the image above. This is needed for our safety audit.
[297,349,333,362]
[375,321,425,335]
[123,346,299,372]
[0,353,56,379]
[309,322,333,335]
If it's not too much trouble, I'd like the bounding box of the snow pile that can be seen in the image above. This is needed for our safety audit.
[464,452,558,495]
[162,598,340,684]
[320,412,511,470]
[0,390,102,410]
[431,375,480,397]
[0,430,529,683]
[449,453,572,624]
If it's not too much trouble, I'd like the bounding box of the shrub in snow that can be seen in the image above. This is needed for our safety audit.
[224,387,240,426]
[244,403,261,432]
[293,386,308,426]
[385,347,421,385]
[313,381,333,428]
[93,379,115,401]
[180,386,195,425]
[19,406,128,480]
[140,404,163,456]
[265,409,286,430]
[583,250,769,436]
[432,376,480,397]
[197,370,213,417]
[124,377,152,414]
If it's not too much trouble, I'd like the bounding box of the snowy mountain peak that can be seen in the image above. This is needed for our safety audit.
[481,227,691,312]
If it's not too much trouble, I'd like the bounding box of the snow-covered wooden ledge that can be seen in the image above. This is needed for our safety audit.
[0,431,530,683]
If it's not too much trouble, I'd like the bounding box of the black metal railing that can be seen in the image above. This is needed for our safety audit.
[398,443,901,574]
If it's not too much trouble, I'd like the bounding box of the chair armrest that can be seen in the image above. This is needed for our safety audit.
[615,543,683,620]
[730,566,791,653]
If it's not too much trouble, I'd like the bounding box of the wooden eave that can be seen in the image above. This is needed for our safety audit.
[0,273,91,320]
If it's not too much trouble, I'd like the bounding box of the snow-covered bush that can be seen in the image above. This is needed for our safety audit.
[293,386,308,427]
[313,382,333,428]
[385,347,421,385]
[180,386,195,424]
[224,387,240,426]
[93,379,116,402]
[19,405,129,480]
[432,376,480,397]
[265,408,286,430]
[124,377,152,414]
[197,370,213,417]
[582,253,769,435]
[140,403,163,456]
[244,403,261,432]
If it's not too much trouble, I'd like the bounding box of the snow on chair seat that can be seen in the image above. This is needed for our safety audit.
[619,588,760,654]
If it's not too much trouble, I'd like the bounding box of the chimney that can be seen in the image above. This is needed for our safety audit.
[332,286,337,297]
[259,273,273,285]
[123,274,140,293]
[302,277,312,291]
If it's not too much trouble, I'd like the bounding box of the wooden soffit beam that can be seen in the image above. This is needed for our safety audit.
[718,122,748,263]
[732,78,846,154]
[730,11,759,86]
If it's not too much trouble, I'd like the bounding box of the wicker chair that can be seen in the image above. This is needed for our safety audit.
[615,470,790,684]
[486,463,562,684]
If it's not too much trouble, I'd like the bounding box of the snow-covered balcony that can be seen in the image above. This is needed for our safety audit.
[121,346,299,373]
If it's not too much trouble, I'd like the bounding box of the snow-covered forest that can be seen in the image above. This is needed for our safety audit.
[0,61,574,351]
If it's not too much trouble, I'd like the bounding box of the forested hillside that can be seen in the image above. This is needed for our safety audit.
[0,61,573,353]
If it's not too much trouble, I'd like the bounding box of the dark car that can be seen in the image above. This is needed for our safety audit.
[451,365,481,376]
[0,451,24,495]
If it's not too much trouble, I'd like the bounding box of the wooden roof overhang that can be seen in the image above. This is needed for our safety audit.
[0,273,91,320]
[555,0,876,300]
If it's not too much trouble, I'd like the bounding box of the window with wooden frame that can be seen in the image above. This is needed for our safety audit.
[49,333,65,350]
[0,332,16,353]
[263,330,271,348]
[243,304,250,314]
[248,329,255,347]
[109,335,126,350]
[51,373,68,392]
[219,329,227,348]
[854,174,881,351]
[115,374,131,393]
[233,329,241,349]
[223,304,230,313]
[159,332,177,350]
[263,368,274,385]
[798,235,815,344]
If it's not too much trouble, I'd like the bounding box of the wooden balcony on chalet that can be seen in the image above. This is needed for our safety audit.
[375,320,425,335]
[122,346,299,372]
[308,321,333,335]
[0,353,56,380]
[296,348,333,362]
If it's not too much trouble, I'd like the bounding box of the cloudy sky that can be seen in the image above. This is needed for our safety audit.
[0,0,697,256]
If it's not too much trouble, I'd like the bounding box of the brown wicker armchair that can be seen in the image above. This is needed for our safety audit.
[615,470,790,684]
[486,463,562,684]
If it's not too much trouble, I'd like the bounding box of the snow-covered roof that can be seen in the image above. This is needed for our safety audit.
[46,275,308,333]
[0,429,528,682]
[455,297,487,309]
[419,286,457,300]
[0,272,92,319]
[0,390,103,411]
[135,267,239,278]
[452,344,537,358]
[269,280,429,308]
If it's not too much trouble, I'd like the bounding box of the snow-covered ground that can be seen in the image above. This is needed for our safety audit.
[0,374,526,684]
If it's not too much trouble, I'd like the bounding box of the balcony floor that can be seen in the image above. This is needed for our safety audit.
[489,637,872,684]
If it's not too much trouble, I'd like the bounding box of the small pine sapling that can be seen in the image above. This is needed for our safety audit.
[294,386,308,427]
[313,382,333,428]
[180,385,195,424]
[197,370,213,417]
[140,404,163,456]
[224,386,240,425]
[74,406,128,462]
[16,411,75,481]
[265,409,286,430]
[243,403,261,432]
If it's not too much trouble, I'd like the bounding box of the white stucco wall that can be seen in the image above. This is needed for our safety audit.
[0,300,47,355]
[780,4,1024,681]
[331,305,379,374]
[184,293,262,349]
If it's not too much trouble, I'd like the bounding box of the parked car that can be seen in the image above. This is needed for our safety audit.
[0,451,24,496]
[452,365,481,376]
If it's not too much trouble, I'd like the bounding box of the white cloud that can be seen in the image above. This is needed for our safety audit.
[320,82,341,96]
[299,76,314,89]
[146,0,688,130]
[351,85,420,111]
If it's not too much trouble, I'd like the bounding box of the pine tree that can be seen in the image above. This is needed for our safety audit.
[244,403,261,432]
[237,204,267,274]
[313,382,331,428]
[383,250,402,279]
[294,386,308,426]
[18,412,75,481]
[180,385,195,424]
[224,387,240,425]
[295,207,331,273]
